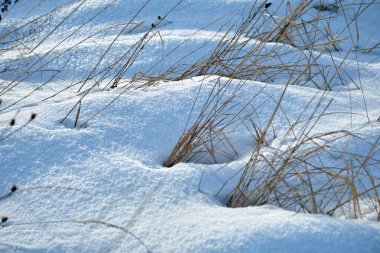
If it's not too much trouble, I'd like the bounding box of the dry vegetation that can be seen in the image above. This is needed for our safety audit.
[0,0,379,221]
[163,0,380,220]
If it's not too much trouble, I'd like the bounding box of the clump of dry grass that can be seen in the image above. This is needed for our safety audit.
[163,77,240,167]
[226,109,380,220]
[164,76,265,167]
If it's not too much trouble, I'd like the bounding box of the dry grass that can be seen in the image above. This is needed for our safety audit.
[226,103,380,219]
[162,0,380,220]
[0,0,378,221]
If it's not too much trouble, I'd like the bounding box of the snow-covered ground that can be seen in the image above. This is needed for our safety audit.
[1,0,380,252]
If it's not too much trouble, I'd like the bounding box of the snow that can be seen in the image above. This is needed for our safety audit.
[0,0,380,252]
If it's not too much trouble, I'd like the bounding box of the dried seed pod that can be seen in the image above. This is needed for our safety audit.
[11,185,18,193]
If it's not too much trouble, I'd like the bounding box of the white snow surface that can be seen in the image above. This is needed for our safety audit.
[0,0,380,252]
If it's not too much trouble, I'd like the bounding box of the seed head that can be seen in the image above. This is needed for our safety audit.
[11,185,18,193]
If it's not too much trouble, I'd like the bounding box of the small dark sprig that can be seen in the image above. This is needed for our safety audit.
[1,216,8,223]
[30,113,37,121]
[11,185,18,192]
[0,184,18,201]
